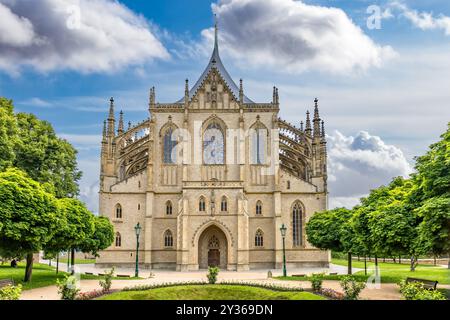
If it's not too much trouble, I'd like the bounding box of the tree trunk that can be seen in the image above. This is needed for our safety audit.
[24,253,34,282]
[383,257,386,263]
[447,251,450,269]
[347,252,352,275]
[56,255,59,274]
[410,256,417,271]
[375,255,379,277]
[357,255,360,261]
[67,250,70,272]
[433,255,436,266]
[49,259,51,266]
[399,255,401,264]
[70,248,75,275]
[393,257,396,263]
[364,256,367,275]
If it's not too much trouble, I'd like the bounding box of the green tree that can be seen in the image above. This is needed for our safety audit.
[0,168,61,282]
[413,123,450,268]
[306,208,356,274]
[0,98,17,171]
[80,216,114,257]
[56,198,95,273]
[13,112,82,198]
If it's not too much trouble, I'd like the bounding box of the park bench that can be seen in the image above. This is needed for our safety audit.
[117,274,131,278]
[0,279,15,289]
[329,272,338,276]
[292,274,306,277]
[84,272,94,275]
[405,277,438,290]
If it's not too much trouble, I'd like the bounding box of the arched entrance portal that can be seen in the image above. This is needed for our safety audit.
[198,225,228,269]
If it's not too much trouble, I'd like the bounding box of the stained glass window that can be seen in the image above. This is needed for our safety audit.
[255,230,264,247]
[293,203,302,246]
[164,230,173,247]
[163,127,177,164]
[251,127,267,164]
[203,122,224,164]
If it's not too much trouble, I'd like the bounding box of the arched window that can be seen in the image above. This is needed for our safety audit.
[251,126,268,164]
[256,201,262,215]
[166,201,173,215]
[221,196,228,212]
[115,232,121,247]
[255,229,264,247]
[287,181,291,190]
[199,196,206,212]
[163,127,178,164]
[138,204,141,211]
[115,204,122,219]
[164,230,173,247]
[292,202,303,246]
[203,122,224,164]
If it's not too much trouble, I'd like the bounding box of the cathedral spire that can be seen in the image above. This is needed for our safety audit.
[305,110,312,136]
[239,79,244,104]
[214,14,219,54]
[118,110,124,135]
[313,98,321,138]
[184,79,189,106]
[107,97,115,137]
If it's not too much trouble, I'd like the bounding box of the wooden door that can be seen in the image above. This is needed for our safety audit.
[208,249,220,267]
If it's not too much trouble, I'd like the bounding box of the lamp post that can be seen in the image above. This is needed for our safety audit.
[280,224,287,277]
[134,222,142,278]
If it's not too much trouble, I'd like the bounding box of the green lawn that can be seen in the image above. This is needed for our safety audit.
[332,258,450,285]
[0,263,138,290]
[58,258,96,264]
[99,285,325,300]
[277,258,450,285]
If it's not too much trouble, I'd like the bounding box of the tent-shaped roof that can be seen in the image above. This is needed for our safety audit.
[177,22,254,104]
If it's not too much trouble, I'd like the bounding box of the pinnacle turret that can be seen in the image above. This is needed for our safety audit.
[118,111,124,135]
[305,111,312,136]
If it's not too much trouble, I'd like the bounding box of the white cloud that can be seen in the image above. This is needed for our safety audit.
[205,0,395,74]
[0,0,169,75]
[327,130,413,209]
[389,1,450,35]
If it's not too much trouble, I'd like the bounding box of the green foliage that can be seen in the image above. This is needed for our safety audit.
[413,123,450,258]
[80,216,114,256]
[0,98,17,171]
[339,275,366,300]
[306,208,355,253]
[207,266,219,284]
[0,168,60,256]
[99,267,115,293]
[56,275,80,300]
[0,284,22,300]
[13,112,82,198]
[56,198,95,251]
[309,273,325,292]
[398,280,446,300]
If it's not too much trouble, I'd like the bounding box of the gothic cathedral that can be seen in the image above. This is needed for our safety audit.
[97,25,329,271]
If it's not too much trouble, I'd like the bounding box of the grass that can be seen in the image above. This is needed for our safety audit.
[276,258,450,285]
[332,258,450,285]
[0,263,139,290]
[99,284,325,300]
[58,258,96,264]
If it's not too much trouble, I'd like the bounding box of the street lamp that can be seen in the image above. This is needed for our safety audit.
[134,222,142,278]
[280,224,287,277]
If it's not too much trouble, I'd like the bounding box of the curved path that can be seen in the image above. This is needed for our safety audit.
[20,263,409,300]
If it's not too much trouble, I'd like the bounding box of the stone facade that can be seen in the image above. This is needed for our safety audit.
[96,25,330,271]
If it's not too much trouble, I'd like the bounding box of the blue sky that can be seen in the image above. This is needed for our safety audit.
[0,0,449,212]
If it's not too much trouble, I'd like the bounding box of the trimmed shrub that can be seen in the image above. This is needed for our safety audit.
[99,267,115,293]
[0,284,22,300]
[339,275,366,300]
[207,266,220,284]
[399,280,446,300]
[56,275,80,300]
[310,273,325,292]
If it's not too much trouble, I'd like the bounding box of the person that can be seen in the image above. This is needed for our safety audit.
[10,259,17,268]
